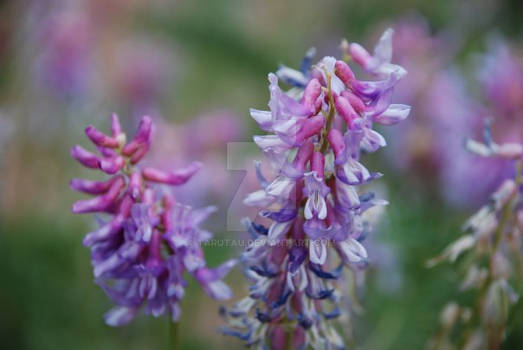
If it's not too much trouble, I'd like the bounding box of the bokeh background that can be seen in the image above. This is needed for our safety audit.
[1,0,522,349]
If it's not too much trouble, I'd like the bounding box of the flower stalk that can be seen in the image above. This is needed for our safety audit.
[221,29,410,349]
[427,123,523,350]
[70,114,236,327]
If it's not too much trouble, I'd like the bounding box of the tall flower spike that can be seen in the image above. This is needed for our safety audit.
[222,29,409,349]
[427,121,523,349]
[71,114,236,326]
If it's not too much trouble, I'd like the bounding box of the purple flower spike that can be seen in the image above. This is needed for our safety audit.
[223,28,409,349]
[71,114,235,326]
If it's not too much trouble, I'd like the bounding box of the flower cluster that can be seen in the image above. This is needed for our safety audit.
[70,114,235,326]
[221,29,410,349]
[427,122,523,349]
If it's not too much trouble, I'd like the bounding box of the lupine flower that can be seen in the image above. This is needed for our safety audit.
[70,114,236,326]
[427,122,523,349]
[221,29,409,349]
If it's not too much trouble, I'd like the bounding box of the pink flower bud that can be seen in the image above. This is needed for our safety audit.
[72,176,125,213]
[110,113,122,138]
[328,129,345,160]
[99,156,125,174]
[349,43,372,69]
[301,78,321,114]
[142,162,202,185]
[97,145,117,158]
[129,171,143,199]
[311,151,325,178]
[122,115,153,156]
[334,94,358,127]
[85,125,119,148]
[341,90,366,113]
[293,140,313,172]
[129,144,150,165]
[70,176,121,195]
[296,115,325,143]
[70,145,100,169]
[334,60,355,87]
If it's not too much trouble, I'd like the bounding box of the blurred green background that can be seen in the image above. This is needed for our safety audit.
[0,0,522,349]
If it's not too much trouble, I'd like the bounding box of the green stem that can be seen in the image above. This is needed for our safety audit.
[489,160,522,276]
[319,73,336,154]
[169,320,180,350]
[285,328,294,350]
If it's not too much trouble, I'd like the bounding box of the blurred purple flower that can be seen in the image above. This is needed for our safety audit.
[478,39,523,120]
[113,38,176,115]
[385,17,517,207]
[35,9,94,98]
[71,114,235,326]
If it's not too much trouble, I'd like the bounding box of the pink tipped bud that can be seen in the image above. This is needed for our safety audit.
[129,144,150,165]
[122,115,153,156]
[97,145,117,158]
[70,176,121,195]
[334,94,358,127]
[85,125,119,148]
[142,162,202,186]
[72,176,125,214]
[99,156,125,174]
[296,115,325,143]
[328,129,345,160]
[302,79,322,114]
[311,151,325,178]
[129,171,143,200]
[334,60,355,87]
[341,90,366,114]
[349,43,372,68]
[293,141,314,172]
[110,113,122,138]
[70,145,100,169]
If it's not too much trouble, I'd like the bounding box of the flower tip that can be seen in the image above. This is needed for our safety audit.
[334,60,355,85]
[140,115,153,124]
[348,42,371,67]
[267,72,278,84]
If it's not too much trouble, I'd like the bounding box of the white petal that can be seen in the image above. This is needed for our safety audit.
[317,197,327,220]
[249,109,272,128]
[268,220,292,245]
[374,28,393,64]
[310,240,327,265]
[374,104,411,125]
[304,198,314,219]
[338,238,367,264]
[243,189,274,207]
